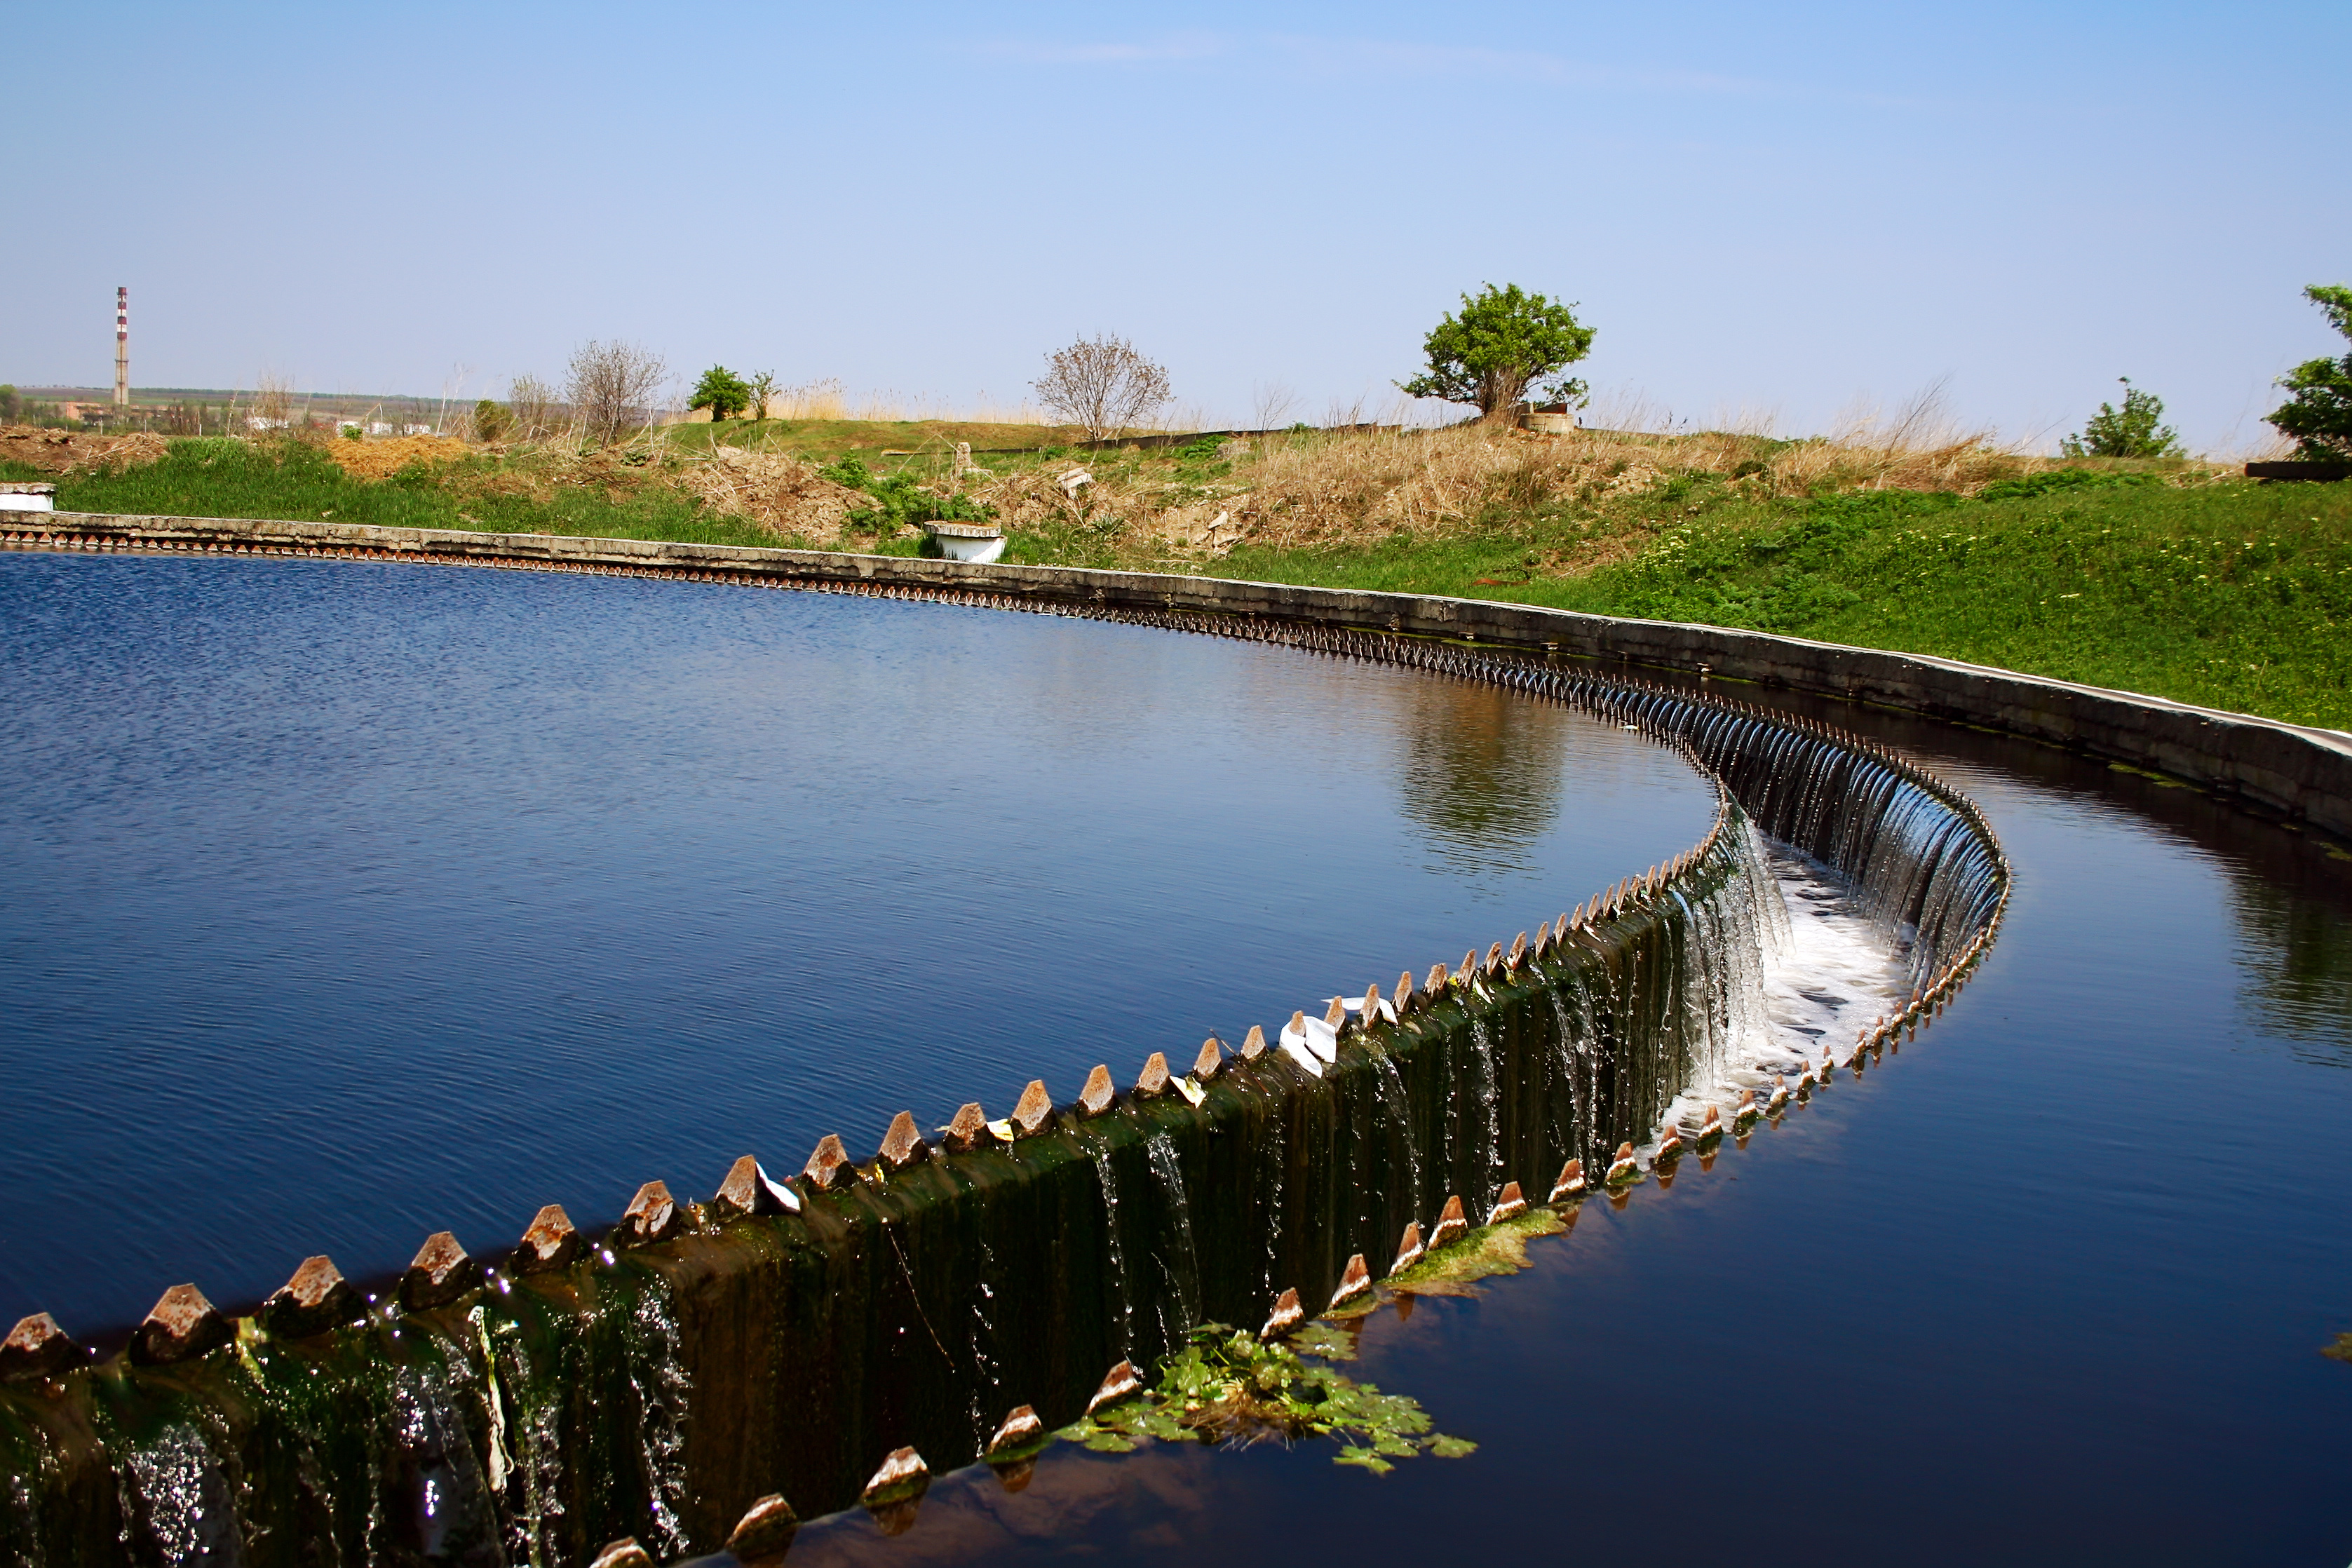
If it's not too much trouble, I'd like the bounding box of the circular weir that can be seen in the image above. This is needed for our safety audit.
[21,532,2341,1568]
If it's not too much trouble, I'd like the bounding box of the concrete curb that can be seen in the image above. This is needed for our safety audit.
[15,509,2350,837]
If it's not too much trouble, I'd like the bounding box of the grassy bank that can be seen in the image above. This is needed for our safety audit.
[1207,470,2352,731]
[9,426,2346,731]
[8,436,787,549]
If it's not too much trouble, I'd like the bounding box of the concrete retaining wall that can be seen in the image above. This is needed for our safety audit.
[15,509,2350,838]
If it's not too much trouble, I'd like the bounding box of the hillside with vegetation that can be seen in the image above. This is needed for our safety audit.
[8,283,2348,730]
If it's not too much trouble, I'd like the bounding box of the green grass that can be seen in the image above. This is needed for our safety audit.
[1208,471,2352,731]
[11,438,784,549]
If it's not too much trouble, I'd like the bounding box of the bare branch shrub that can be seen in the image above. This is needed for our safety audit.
[1031,333,1172,441]
[1251,380,1299,431]
[508,376,564,442]
[252,372,294,430]
[566,341,668,447]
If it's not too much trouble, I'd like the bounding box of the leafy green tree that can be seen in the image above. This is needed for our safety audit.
[2060,378,2182,459]
[745,370,777,423]
[473,398,512,441]
[2267,284,2352,459]
[1398,283,1595,421]
[689,365,752,422]
[0,385,19,424]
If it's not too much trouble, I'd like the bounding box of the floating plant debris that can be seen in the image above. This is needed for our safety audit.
[1055,1323,1475,1475]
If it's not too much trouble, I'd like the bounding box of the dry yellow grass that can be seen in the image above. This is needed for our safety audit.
[969,421,2076,562]
[673,447,876,540]
[0,426,172,475]
[323,435,472,480]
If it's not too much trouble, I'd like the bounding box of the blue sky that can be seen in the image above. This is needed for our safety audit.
[8,1,2346,450]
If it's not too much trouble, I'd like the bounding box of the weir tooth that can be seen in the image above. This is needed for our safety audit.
[1079,1064,1116,1116]
[1459,952,1477,985]
[1363,980,1383,1023]
[1429,1194,1468,1249]
[130,1283,232,1366]
[401,1232,476,1310]
[1549,1159,1586,1201]
[1508,932,1527,968]
[588,1540,653,1568]
[1395,971,1417,1013]
[1259,1287,1304,1340]
[1323,997,1347,1035]
[717,1155,800,1216]
[942,1103,997,1153]
[1086,1359,1142,1414]
[1,1313,81,1381]
[1656,1123,1684,1158]
[1605,1142,1640,1184]
[1700,1106,1724,1139]
[1012,1079,1055,1135]
[879,1111,929,1170]
[263,1255,363,1338]
[1426,962,1449,994]
[516,1205,581,1273]
[1135,1052,1172,1097]
[1487,1182,1528,1224]
[1194,1037,1226,1080]
[726,1494,799,1564]
[1484,941,1504,975]
[1329,1253,1372,1308]
[862,1445,930,1503]
[620,1181,683,1245]
[1240,1025,1267,1060]
[1391,1222,1425,1275]
[1534,919,1553,954]
[805,1135,858,1189]
[987,1405,1045,1458]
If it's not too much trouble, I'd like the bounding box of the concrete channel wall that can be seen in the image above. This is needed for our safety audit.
[18,510,2350,839]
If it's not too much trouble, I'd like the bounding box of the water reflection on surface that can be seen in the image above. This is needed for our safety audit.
[2229,867,2352,1067]
[1390,677,1573,872]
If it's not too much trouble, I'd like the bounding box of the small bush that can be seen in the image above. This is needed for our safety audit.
[689,365,752,423]
[2061,380,2181,459]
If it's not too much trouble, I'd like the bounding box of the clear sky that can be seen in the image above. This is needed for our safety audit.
[8,1,2346,451]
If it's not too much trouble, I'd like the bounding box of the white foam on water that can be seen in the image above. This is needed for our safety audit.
[1647,843,1913,1158]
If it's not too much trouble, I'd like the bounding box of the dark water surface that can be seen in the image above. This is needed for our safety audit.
[0,554,1710,1332]
[7,553,2351,1565]
[768,670,2352,1567]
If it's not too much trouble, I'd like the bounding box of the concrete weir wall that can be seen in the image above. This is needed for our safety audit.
[0,513,2040,1565]
[13,510,2351,840]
